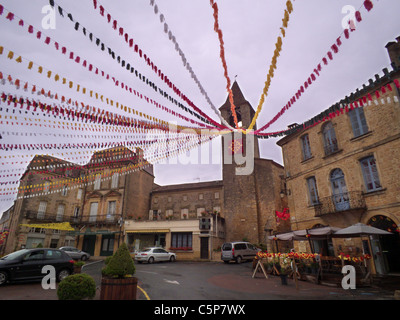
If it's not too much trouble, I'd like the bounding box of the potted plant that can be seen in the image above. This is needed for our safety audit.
[73,261,85,274]
[100,243,137,300]
[57,273,96,300]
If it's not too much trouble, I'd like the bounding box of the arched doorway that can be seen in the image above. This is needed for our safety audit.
[367,215,400,274]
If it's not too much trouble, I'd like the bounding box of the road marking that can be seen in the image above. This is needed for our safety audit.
[137,270,158,274]
[138,285,151,300]
[164,279,180,285]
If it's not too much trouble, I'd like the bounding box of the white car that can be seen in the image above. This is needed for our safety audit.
[134,247,176,264]
[59,246,90,261]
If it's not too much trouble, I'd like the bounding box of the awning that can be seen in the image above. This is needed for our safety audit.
[20,222,74,231]
[268,226,342,241]
[126,229,170,234]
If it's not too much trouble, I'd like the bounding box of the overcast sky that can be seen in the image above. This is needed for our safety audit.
[1,0,400,213]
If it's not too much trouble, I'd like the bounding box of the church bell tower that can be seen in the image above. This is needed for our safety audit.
[219,81,261,243]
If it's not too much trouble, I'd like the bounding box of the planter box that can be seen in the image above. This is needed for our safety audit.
[100,277,138,300]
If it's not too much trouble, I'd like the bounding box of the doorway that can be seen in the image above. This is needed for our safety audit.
[368,215,400,274]
[82,235,96,256]
[100,234,115,256]
[200,237,209,259]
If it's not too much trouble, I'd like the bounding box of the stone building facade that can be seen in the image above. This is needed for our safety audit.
[277,38,400,274]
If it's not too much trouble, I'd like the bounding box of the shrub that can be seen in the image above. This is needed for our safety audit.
[57,274,96,300]
[102,243,135,278]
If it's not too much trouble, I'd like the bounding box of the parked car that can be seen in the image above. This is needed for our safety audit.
[221,241,261,263]
[134,247,176,264]
[0,248,74,286]
[59,247,90,261]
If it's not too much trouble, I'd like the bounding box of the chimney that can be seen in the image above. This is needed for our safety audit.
[385,36,400,69]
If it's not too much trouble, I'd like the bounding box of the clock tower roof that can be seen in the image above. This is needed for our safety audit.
[219,81,254,113]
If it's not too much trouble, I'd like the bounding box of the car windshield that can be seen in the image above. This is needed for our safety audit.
[0,249,30,261]
[141,248,151,252]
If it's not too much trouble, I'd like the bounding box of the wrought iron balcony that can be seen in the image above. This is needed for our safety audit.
[314,191,366,217]
[78,214,122,226]
[24,210,79,224]
[24,211,122,226]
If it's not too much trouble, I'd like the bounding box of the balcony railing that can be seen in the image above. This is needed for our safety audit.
[314,191,366,217]
[24,211,121,226]
[25,211,79,223]
[78,214,122,225]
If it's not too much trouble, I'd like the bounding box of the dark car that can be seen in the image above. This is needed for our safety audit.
[0,248,74,286]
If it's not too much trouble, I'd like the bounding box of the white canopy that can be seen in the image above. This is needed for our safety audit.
[268,226,342,241]
[332,223,392,238]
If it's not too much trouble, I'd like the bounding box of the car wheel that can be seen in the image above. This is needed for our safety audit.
[170,256,176,262]
[57,269,71,282]
[148,257,154,264]
[235,256,242,264]
[0,271,8,286]
[81,255,88,261]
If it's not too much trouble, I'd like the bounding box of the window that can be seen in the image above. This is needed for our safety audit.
[73,207,80,219]
[301,134,312,160]
[183,195,187,201]
[349,107,368,137]
[77,188,83,200]
[107,201,116,220]
[46,250,62,259]
[307,177,319,205]
[61,185,68,196]
[37,201,47,219]
[171,232,192,249]
[56,204,65,222]
[111,173,119,189]
[94,174,101,190]
[49,239,59,249]
[360,156,382,192]
[168,196,172,203]
[197,207,205,217]
[24,250,45,261]
[198,193,203,200]
[89,202,98,222]
[166,209,173,217]
[181,208,189,219]
[214,192,220,199]
[322,122,338,155]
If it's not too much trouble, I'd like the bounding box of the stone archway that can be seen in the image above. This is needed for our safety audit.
[367,215,400,274]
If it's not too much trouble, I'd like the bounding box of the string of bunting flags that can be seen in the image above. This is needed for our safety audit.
[209,0,239,129]
[248,0,295,131]
[89,0,227,130]
[253,75,400,139]
[0,7,218,131]
[253,0,376,135]
[46,1,215,129]
[148,0,234,130]
[0,44,216,134]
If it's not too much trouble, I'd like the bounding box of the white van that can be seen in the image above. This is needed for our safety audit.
[221,241,260,263]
